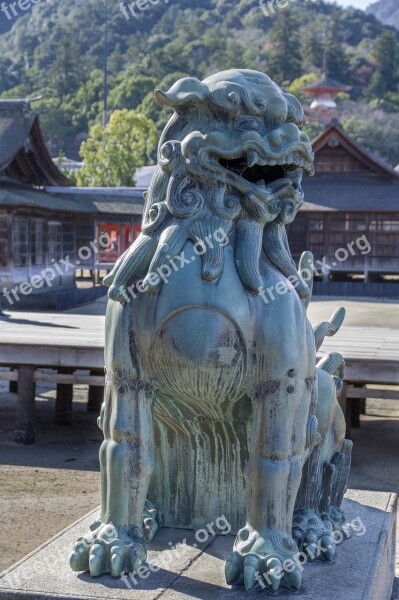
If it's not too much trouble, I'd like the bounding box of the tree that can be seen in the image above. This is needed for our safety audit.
[343,117,399,167]
[323,14,349,82]
[108,74,157,111]
[47,37,86,99]
[300,22,325,72]
[286,73,319,103]
[365,31,399,99]
[77,109,157,187]
[266,10,302,84]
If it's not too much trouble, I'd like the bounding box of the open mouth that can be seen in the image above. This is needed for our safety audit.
[218,148,313,191]
[219,157,285,188]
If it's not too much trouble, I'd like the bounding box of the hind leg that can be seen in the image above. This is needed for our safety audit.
[293,359,353,562]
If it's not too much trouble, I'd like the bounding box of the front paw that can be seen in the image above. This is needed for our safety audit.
[225,527,302,592]
[70,521,146,577]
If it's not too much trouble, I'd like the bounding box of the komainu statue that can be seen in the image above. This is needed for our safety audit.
[70,70,352,592]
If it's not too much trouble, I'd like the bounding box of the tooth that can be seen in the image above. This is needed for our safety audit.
[257,157,267,166]
[256,179,266,188]
[268,159,277,166]
[247,151,259,168]
[286,153,294,165]
[277,158,286,165]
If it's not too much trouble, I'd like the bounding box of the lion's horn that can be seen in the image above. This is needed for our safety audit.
[155,77,208,109]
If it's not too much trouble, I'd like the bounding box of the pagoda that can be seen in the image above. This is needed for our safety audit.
[300,74,352,110]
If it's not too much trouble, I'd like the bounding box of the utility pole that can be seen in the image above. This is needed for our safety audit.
[103,0,109,127]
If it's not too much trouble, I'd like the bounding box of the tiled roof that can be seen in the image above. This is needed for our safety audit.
[302,174,399,211]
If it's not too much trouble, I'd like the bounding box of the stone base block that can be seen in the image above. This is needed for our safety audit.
[0,490,397,600]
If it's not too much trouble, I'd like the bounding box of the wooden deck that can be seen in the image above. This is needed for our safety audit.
[1,312,398,443]
[0,313,104,369]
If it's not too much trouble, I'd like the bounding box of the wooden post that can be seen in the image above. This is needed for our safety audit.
[15,365,36,445]
[87,370,104,413]
[55,368,74,425]
[338,381,351,440]
[350,384,364,429]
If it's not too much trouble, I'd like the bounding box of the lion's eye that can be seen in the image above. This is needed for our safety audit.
[234,117,263,132]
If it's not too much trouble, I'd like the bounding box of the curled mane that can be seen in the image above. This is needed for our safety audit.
[104,70,314,303]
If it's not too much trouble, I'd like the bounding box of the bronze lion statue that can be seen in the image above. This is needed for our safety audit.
[70,69,351,593]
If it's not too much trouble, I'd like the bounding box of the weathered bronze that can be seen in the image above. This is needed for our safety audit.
[70,69,352,593]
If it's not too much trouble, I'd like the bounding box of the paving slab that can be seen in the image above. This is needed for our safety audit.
[0,490,396,600]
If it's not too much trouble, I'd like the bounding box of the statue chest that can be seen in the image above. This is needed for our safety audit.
[129,242,311,404]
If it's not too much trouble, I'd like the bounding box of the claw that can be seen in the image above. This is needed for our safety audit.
[110,545,124,577]
[244,555,261,591]
[225,553,242,586]
[143,517,156,542]
[128,544,146,575]
[266,557,282,591]
[89,543,106,577]
[320,535,335,561]
[69,546,89,573]
[292,528,303,550]
[304,532,318,561]
[284,568,302,591]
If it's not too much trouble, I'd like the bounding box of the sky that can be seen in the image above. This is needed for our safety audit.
[326,0,371,9]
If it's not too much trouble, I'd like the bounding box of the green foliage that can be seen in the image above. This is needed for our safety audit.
[266,10,301,83]
[364,31,399,100]
[302,122,324,141]
[77,110,158,187]
[0,0,398,161]
[343,116,399,166]
[286,73,319,103]
[108,74,157,111]
[54,151,78,186]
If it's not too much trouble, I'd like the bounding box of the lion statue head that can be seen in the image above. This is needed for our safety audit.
[105,69,314,302]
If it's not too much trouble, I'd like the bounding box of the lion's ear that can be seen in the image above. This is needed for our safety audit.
[155,77,208,111]
[284,93,304,127]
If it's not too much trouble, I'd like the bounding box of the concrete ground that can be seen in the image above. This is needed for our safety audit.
[1,297,398,596]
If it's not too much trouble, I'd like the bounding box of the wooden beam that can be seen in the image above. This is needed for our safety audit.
[347,386,399,400]
[34,372,104,386]
[0,370,104,385]
[0,370,18,381]
[0,345,104,369]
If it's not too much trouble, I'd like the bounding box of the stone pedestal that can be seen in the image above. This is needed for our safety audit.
[0,490,397,600]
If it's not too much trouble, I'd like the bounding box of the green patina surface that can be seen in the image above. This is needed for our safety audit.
[70,70,352,593]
